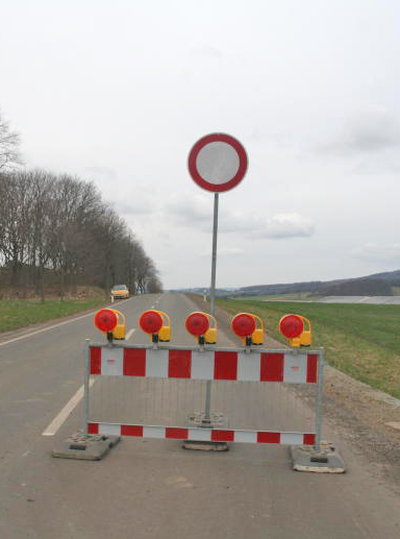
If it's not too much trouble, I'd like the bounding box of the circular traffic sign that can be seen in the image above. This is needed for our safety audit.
[188,133,248,193]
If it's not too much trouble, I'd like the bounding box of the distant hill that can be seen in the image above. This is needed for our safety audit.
[173,269,400,298]
[363,270,400,283]
[318,278,392,296]
[227,270,400,298]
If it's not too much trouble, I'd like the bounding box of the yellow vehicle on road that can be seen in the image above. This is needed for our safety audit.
[111,284,129,300]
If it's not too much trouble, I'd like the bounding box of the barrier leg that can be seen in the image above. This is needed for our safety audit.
[289,349,345,473]
[51,339,120,461]
[82,339,90,436]
[314,349,324,451]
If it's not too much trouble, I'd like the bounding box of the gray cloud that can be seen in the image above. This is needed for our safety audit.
[165,194,212,225]
[321,110,400,155]
[84,166,118,182]
[166,195,314,239]
[191,46,223,59]
[218,247,244,256]
[251,213,315,239]
[352,242,400,263]
[114,199,154,216]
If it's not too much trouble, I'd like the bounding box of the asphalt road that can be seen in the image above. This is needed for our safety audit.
[0,292,399,538]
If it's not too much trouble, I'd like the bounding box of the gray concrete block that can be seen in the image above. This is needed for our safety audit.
[290,442,345,473]
[52,432,120,461]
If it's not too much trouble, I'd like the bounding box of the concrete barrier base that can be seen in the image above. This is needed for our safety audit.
[290,442,345,473]
[52,432,120,461]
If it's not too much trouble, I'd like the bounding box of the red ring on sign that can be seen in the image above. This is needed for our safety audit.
[188,133,248,193]
[185,312,210,336]
[139,310,163,334]
[94,309,118,333]
[279,315,304,339]
[231,313,256,337]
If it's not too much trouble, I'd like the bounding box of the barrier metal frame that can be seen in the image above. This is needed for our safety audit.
[82,340,325,450]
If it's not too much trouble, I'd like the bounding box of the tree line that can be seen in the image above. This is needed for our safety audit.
[0,111,162,299]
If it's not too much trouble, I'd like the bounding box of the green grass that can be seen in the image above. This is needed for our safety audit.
[231,292,317,301]
[217,299,400,399]
[0,299,107,333]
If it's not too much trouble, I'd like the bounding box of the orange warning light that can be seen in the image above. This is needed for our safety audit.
[231,313,256,338]
[231,313,264,346]
[94,309,118,333]
[185,312,210,336]
[279,314,311,347]
[139,310,163,334]
[139,310,171,342]
[185,312,217,344]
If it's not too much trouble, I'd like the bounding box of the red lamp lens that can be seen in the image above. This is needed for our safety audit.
[279,315,304,339]
[231,313,256,337]
[94,309,118,332]
[185,312,210,336]
[139,310,163,334]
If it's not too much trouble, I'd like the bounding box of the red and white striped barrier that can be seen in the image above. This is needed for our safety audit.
[88,422,316,446]
[89,345,318,384]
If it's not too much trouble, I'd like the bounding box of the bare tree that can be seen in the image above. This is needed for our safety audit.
[0,168,163,298]
[0,110,22,170]
[0,171,33,286]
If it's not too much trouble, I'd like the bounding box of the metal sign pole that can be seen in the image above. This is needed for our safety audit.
[188,133,247,432]
[209,193,219,318]
[204,192,219,420]
[82,339,90,436]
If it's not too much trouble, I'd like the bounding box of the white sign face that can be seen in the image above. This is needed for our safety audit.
[188,133,248,193]
[196,141,240,185]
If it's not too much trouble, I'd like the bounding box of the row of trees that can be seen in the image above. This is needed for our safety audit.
[0,111,162,299]
[0,169,162,298]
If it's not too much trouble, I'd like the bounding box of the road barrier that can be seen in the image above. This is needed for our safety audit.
[82,340,324,450]
[53,307,344,471]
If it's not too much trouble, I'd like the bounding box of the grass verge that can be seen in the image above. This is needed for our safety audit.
[0,299,107,333]
[217,298,400,399]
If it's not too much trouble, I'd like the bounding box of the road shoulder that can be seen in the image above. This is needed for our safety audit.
[188,294,400,493]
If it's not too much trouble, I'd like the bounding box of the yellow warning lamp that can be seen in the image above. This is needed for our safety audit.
[279,314,312,347]
[94,309,118,343]
[231,312,264,346]
[185,312,217,344]
[139,310,171,343]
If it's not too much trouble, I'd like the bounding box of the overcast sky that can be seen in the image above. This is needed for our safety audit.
[1,0,400,289]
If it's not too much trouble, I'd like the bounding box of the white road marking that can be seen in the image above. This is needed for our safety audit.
[125,328,135,340]
[42,379,95,436]
[0,298,135,348]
